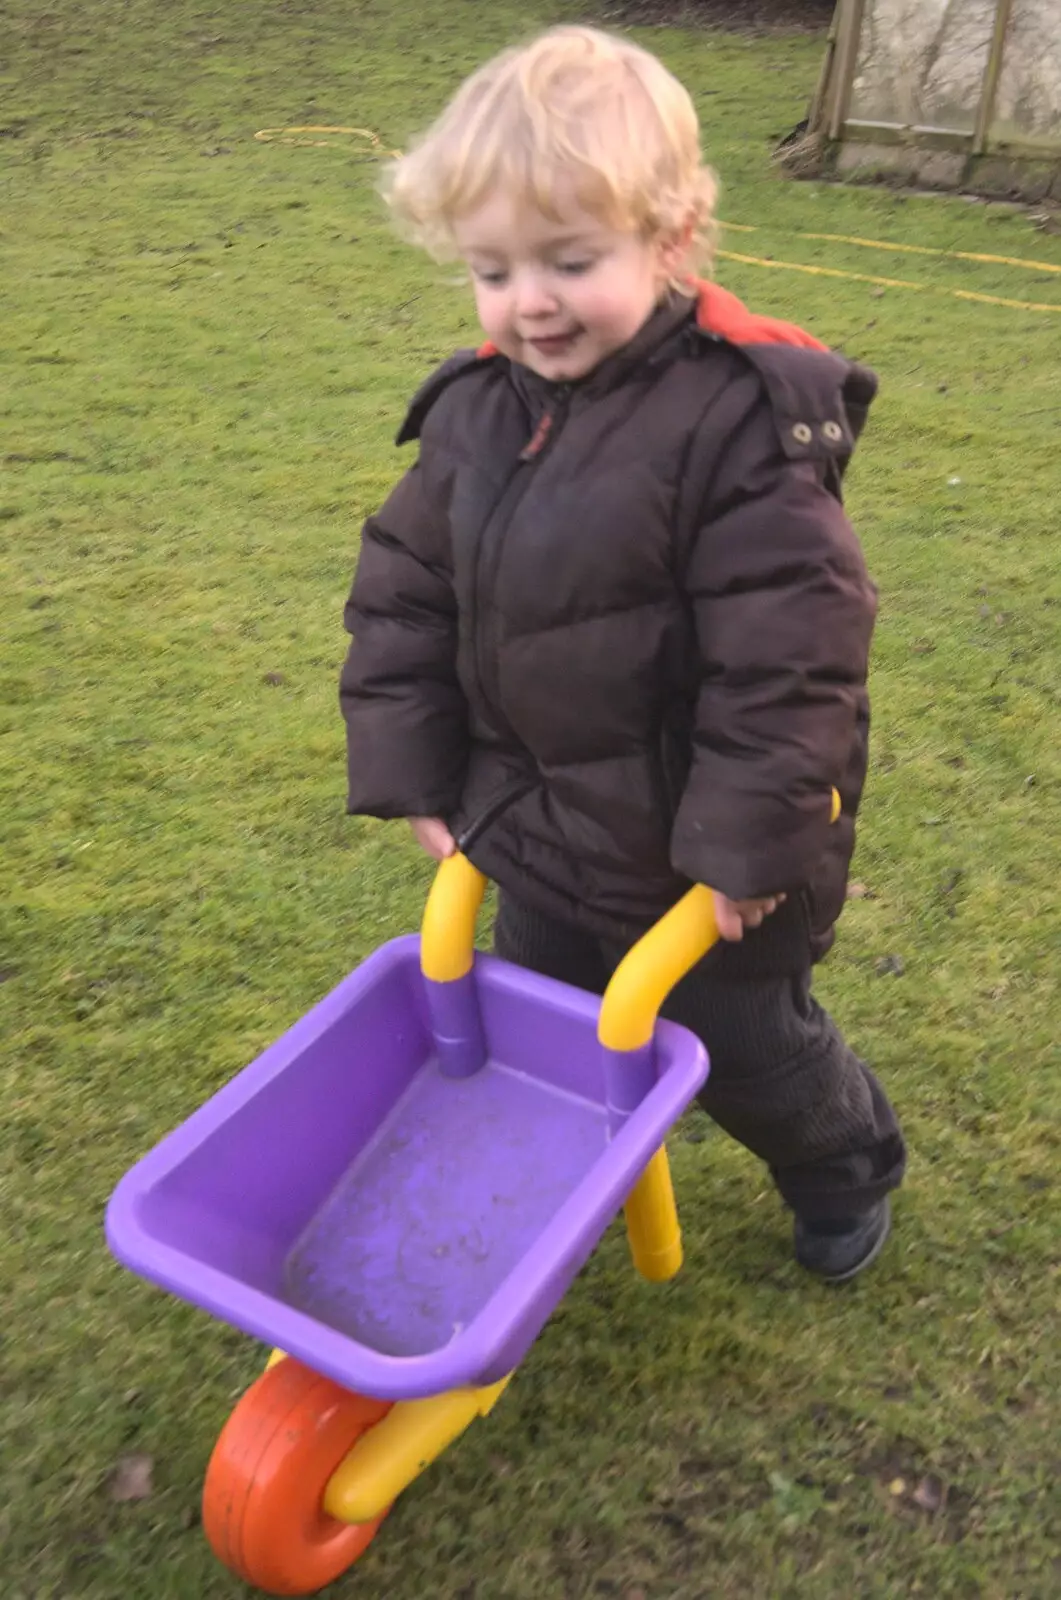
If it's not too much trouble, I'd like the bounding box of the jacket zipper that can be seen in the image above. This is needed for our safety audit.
[519,408,555,461]
[455,776,538,854]
[471,384,572,735]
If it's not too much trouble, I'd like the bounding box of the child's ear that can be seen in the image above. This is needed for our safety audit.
[656,217,694,279]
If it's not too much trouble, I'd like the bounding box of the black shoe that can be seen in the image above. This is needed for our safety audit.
[794,1198,891,1284]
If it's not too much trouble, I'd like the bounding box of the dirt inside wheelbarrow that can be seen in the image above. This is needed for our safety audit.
[589,0,835,34]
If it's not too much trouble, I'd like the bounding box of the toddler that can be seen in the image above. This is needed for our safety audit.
[340,25,905,1281]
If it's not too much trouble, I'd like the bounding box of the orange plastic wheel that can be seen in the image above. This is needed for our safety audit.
[202,1356,393,1596]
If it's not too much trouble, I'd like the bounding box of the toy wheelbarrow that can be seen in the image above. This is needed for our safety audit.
[105,858,724,1595]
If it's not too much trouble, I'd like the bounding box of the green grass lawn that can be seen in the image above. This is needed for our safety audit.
[3,1,1060,1595]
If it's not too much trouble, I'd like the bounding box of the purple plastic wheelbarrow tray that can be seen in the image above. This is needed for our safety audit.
[105,857,717,1403]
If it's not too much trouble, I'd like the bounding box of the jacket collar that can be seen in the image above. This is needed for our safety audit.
[496,292,697,417]
[396,282,838,450]
[483,279,828,416]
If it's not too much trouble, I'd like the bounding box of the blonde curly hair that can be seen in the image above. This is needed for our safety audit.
[383,25,718,279]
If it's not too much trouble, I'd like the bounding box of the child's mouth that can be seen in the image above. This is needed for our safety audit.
[528,331,579,356]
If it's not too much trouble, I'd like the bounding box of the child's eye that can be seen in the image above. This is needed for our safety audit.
[472,267,508,287]
[556,259,593,276]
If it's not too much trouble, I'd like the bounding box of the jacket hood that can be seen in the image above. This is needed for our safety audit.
[693,279,828,351]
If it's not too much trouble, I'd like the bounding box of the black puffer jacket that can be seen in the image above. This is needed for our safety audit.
[341,286,878,974]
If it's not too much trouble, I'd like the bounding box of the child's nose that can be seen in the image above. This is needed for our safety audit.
[513,271,558,318]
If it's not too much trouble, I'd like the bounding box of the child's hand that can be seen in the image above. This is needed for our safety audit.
[408,816,457,861]
[711,889,786,942]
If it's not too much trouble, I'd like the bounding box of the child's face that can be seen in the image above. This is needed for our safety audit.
[453,188,684,382]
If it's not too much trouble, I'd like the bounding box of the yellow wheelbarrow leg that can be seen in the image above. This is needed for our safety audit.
[625,1147,682,1281]
[324,1377,512,1524]
[599,883,720,1281]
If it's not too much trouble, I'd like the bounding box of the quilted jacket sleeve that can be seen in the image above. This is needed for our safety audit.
[340,454,468,821]
[670,379,877,901]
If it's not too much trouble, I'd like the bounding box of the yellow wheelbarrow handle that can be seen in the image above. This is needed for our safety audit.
[420,852,487,982]
[421,786,842,1032]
